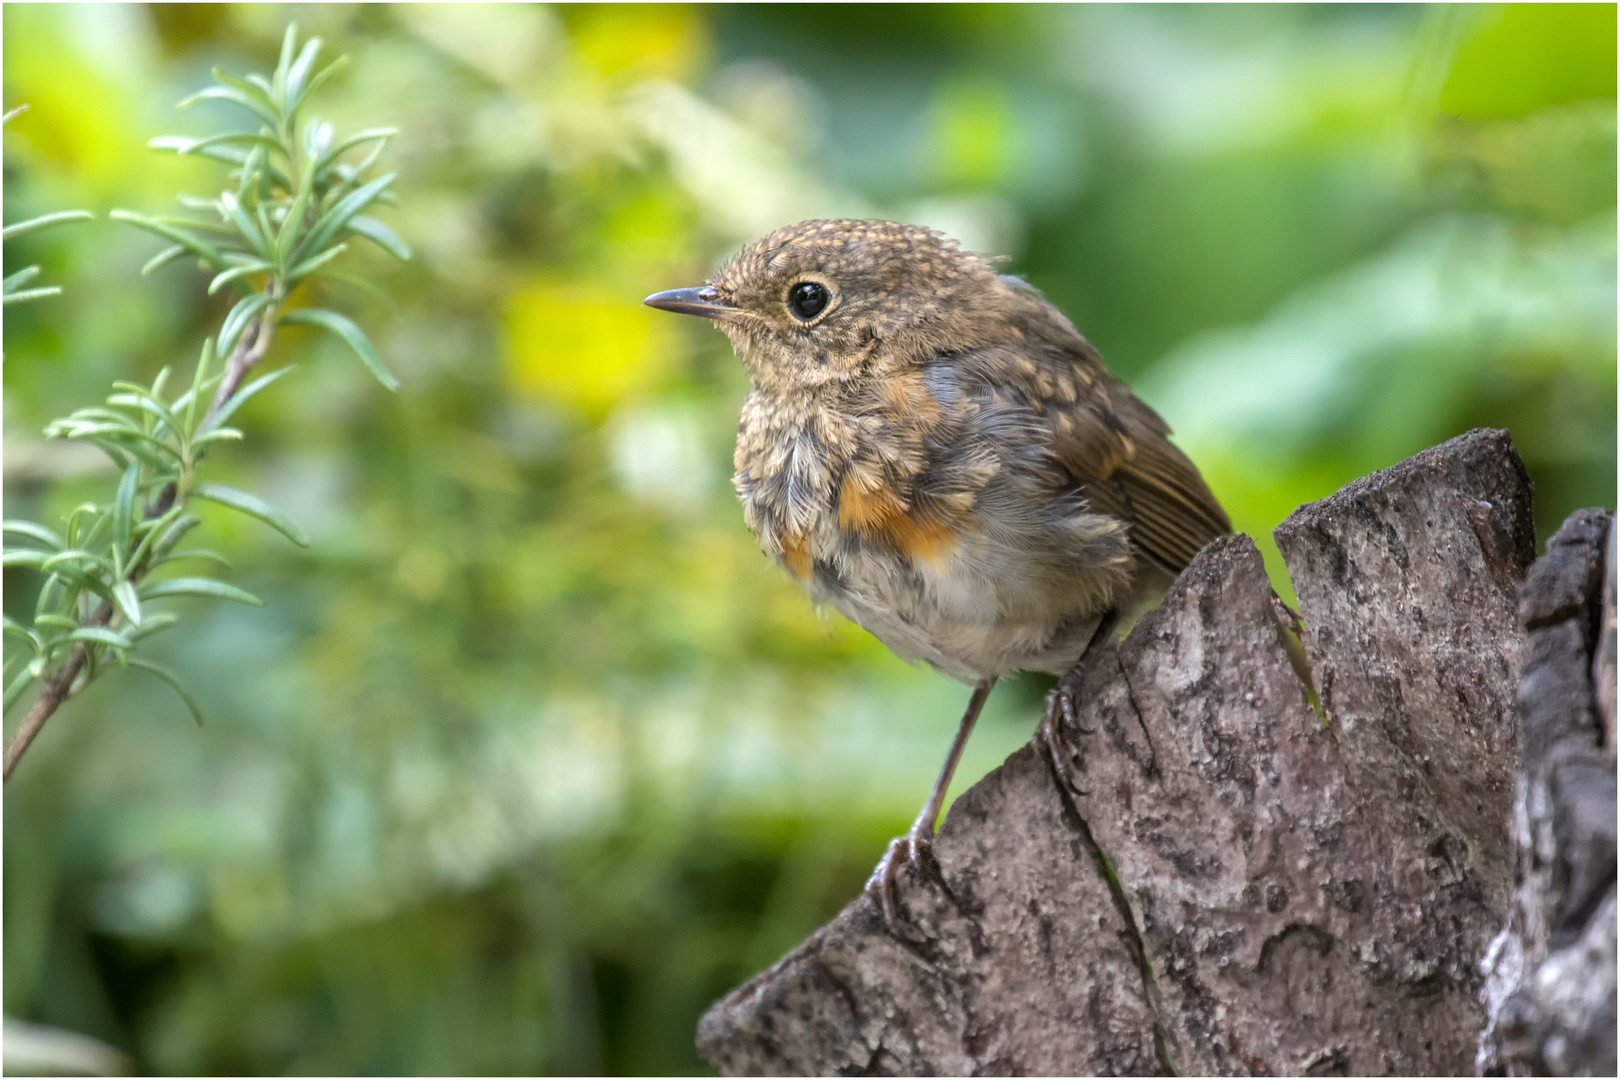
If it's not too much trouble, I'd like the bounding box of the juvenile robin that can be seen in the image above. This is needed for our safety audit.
[645,220,1230,925]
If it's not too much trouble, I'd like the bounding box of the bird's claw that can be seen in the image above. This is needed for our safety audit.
[1039,685,1089,797]
[865,829,931,929]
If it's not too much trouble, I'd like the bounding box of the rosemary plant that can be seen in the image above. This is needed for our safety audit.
[2,25,408,780]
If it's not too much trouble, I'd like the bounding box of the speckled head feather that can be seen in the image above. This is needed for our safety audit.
[705,219,1017,390]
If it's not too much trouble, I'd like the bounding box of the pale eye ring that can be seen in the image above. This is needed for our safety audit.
[787,281,830,321]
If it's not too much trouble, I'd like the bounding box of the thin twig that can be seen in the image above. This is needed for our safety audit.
[3,601,113,781]
[204,303,278,426]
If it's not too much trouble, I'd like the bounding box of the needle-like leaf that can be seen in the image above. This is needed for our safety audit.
[279,308,398,391]
[2,210,94,241]
[3,521,66,551]
[344,216,411,260]
[190,484,311,546]
[205,365,297,432]
[140,577,265,607]
[126,658,205,727]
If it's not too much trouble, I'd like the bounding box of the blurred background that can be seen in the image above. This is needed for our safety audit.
[3,3,1613,1074]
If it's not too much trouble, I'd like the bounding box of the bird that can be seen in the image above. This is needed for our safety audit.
[644,219,1230,926]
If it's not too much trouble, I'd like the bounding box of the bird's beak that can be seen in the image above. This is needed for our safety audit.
[642,286,737,319]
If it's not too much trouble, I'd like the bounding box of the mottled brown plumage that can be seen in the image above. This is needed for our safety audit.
[645,219,1230,925]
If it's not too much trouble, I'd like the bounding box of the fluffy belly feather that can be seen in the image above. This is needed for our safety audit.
[806,532,1111,682]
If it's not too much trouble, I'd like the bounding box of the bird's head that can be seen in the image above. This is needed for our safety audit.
[645,219,1014,391]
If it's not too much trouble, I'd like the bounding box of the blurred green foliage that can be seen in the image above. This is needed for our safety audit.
[3,4,1613,1075]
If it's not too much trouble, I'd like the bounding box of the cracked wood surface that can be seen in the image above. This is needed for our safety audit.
[1478,508,1616,1076]
[697,429,1535,1076]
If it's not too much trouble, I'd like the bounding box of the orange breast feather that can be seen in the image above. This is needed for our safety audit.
[838,476,958,567]
[778,532,813,581]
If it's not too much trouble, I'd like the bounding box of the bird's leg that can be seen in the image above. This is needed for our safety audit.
[867,677,996,929]
[1037,609,1121,798]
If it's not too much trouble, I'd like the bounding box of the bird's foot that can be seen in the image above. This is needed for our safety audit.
[1038,683,1089,797]
[865,828,932,930]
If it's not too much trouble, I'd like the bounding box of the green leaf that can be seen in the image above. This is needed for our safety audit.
[140,577,265,607]
[3,661,41,714]
[108,388,182,436]
[41,549,114,577]
[83,433,177,473]
[2,105,27,126]
[80,425,182,470]
[126,658,204,727]
[153,549,233,572]
[285,36,324,113]
[181,339,216,434]
[150,515,201,563]
[219,293,275,358]
[312,127,396,178]
[177,83,280,129]
[54,406,142,428]
[296,172,396,260]
[2,615,40,649]
[190,483,311,546]
[50,420,138,441]
[245,73,278,104]
[2,210,94,241]
[208,261,272,296]
[298,55,350,111]
[1,549,50,569]
[205,365,296,432]
[3,521,65,551]
[110,210,226,270]
[141,244,188,276]
[285,242,347,281]
[114,462,141,555]
[255,202,277,258]
[150,134,253,168]
[345,216,411,260]
[274,23,301,101]
[311,267,400,315]
[66,504,108,547]
[192,427,244,448]
[127,502,185,577]
[2,281,61,306]
[154,131,284,158]
[219,191,271,259]
[275,183,313,264]
[212,66,279,113]
[153,215,239,237]
[112,581,142,627]
[128,612,181,641]
[68,626,134,650]
[3,267,42,292]
[303,119,334,163]
[237,144,267,199]
[279,308,398,392]
[33,615,77,632]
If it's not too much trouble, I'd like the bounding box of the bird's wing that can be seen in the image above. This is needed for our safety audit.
[1075,384,1232,576]
[964,285,1232,577]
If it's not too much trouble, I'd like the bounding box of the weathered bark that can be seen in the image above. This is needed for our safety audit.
[697,429,1556,1076]
[1477,508,1617,1076]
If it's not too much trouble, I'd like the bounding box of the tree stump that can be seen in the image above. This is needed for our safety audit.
[1477,507,1616,1076]
[697,429,1562,1076]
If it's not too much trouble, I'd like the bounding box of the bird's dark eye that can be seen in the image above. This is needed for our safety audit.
[787,281,830,321]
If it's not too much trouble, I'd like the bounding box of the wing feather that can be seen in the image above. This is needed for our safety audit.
[986,286,1232,576]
